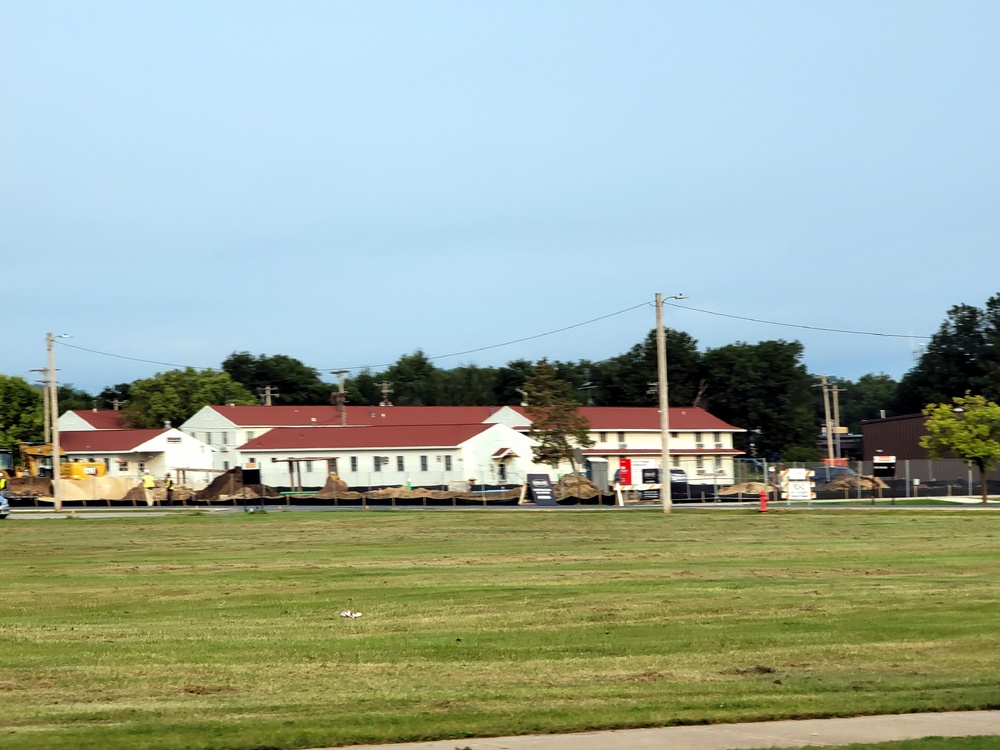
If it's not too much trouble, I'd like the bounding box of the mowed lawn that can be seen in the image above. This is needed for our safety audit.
[2,509,1000,750]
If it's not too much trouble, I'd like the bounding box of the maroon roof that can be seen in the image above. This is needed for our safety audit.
[578,407,741,432]
[582,447,743,456]
[210,405,515,427]
[68,410,128,429]
[61,429,167,452]
[239,423,496,451]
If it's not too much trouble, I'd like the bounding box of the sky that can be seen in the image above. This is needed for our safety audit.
[3,1,998,395]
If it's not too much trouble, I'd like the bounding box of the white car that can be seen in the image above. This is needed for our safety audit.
[0,496,9,519]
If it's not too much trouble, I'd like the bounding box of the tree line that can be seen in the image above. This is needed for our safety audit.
[3,292,1000,460]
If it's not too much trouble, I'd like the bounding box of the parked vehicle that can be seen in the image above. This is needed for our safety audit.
[0,495,9,520]
[809,465,858,487]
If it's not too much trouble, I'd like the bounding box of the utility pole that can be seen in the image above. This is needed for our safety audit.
[579,368,597,406]
[655,292,687,514]
[46,333,61,511]
[378,381,393,407]
[30,369,50,443]
[256,385,279,406]
[330,370,349,426]
[815,375,834,463]
[831,385,845,460]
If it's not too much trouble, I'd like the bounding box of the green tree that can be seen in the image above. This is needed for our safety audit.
[700,340,815,459]
[57,384,96,413]
[492,359,535,405]
[344,370,381,406]
[0,375,44,448]
[380,350,445,405]
[522,359,594,476]
[836,373,899,433]
[97,383,132,410]
[222,352,332,405]
[921,393,1000,504]
[895,294,1000,412]
[440,365,499,405]
[122,368,256,428]
[598,329,702,406]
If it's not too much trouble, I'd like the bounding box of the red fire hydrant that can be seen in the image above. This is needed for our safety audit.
[758,489,768,513]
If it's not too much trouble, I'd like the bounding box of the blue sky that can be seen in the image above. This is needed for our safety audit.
[3,1,998,394]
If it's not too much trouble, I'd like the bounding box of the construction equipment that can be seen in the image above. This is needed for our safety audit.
[16,444,106,479]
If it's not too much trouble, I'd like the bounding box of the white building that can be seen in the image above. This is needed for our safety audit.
[60,428,215,482]
[180,405,530,473]
[236,422,547,489]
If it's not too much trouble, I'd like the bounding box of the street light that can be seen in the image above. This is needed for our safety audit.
[655,293,686,514]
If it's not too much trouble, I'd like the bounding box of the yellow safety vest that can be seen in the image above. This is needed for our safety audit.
[142,474,155,489]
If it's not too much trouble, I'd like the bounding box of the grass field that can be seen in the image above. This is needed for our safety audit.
[2,508,1000,750]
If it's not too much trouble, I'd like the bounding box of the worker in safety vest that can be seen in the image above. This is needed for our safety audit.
[0,474,7,497]
[164,474,175,505]
[142,470,156,506]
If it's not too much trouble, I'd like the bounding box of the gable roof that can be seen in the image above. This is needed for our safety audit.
[66,410,128,429]
[206,405,518,428]
[239,423,497,451]
[61,429,168,453]
[577,407,742,432]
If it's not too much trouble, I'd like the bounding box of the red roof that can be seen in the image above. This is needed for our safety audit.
[239,424,494,451]
[577,407,741,432]
[68,410,128,429]
[209,405,515,427]
[61,429,167,452]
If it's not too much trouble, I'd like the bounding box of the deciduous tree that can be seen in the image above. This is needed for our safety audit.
[0,376,44,448]
[122,368,256,428]
[921,393,1000,504]
[222,352,332,405]
[522,359,594,476]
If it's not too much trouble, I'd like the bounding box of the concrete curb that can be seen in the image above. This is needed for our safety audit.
[325,711,1000,750]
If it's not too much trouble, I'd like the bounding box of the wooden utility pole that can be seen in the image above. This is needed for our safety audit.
[378,381,393,407]
[831,385,845,459]
[815,376,834,463]
[330,370,349,426]
[256,385,279,406]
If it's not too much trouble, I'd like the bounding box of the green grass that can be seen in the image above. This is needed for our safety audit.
[2,509,1000,749]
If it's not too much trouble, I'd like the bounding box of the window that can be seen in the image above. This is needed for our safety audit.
[599,432,606,443]
[396,456,405,472]
[617,431,625,443]
[671,457,680,467]
[204,432,212,445]
[305,460,313,473]
[117,460,128,472]
[714,457,722,471]
[221,432,229,445]
[138,462,146,473]
[420,455,428,472]
[670,431,679,438]
[350,456,358,472]
[246,431,255,442]
[223,460,230,470]
[444,455,452,471]
[374,456,382,472]
[167,436,181,443]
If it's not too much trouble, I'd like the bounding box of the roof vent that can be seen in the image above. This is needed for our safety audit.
[163,421,171,429]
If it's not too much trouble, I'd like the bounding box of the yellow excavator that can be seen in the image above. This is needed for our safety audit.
[16,444,106,479]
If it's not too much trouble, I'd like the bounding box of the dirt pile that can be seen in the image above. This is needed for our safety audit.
[824,474,888,491]
[556,474,603,499]
[4,476,53,498]
[312,474,354,499]
[718,481,771,496]
[196,468,278,502]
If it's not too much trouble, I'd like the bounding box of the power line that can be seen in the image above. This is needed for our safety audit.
[664,302,933,340]
[54,299,933,377]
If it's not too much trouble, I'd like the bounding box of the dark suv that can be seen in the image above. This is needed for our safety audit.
[810,466,857,488]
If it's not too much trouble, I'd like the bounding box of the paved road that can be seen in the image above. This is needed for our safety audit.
[324,711,1000,750]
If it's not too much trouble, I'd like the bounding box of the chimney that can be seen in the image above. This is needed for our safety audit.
[164,421,171,429]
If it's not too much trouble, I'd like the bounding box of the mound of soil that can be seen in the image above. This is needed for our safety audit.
[4,476,53,498]
[196,468,279,501]
[557,474,602,499]
[718,481,771,496]
[825,474,888,491]
[312,474,351,499]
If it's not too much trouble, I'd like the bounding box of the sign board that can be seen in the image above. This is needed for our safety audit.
[526,474,557,506]
[780,468,815,501]
[618,458,632,485]
[872,455,896,477]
